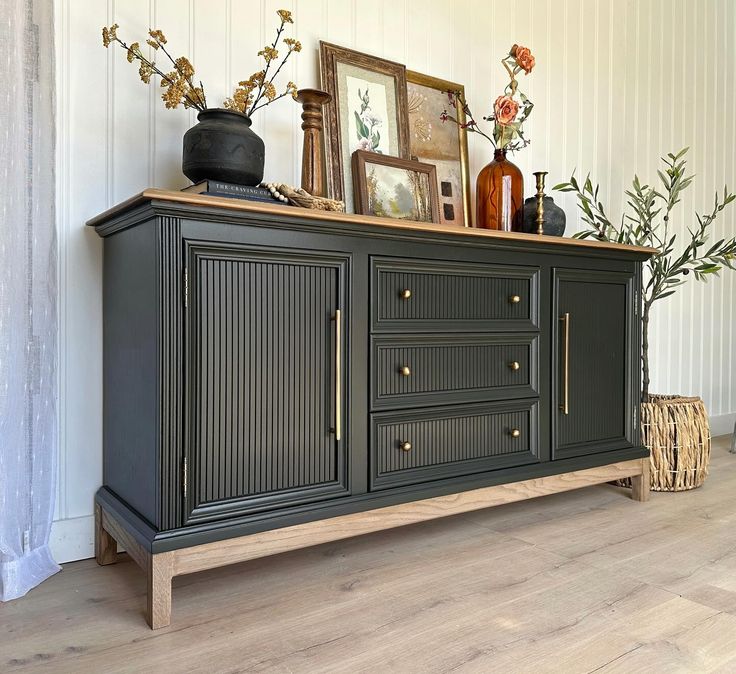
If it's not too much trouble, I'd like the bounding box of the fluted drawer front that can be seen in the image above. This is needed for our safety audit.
[372,333,538,409]
[371,401,539,490]
[372,257,539,332]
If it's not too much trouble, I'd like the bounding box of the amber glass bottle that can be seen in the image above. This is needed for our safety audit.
[475,148,524,230]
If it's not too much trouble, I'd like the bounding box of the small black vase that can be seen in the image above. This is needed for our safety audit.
[182,108,265,186]
[521,195,567,236]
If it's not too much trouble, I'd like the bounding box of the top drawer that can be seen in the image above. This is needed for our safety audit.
[371,257,539,332]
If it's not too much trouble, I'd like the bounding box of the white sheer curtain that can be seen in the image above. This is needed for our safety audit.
[0,0,59,601]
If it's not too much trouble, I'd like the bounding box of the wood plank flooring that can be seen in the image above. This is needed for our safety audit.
[3,436,735,673]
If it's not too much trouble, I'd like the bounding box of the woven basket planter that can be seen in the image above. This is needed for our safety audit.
[621,394,711,492]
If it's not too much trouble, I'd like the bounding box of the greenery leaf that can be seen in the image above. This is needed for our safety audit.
[354,110,370,140]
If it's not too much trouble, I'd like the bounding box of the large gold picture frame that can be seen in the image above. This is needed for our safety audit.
[407,71,471,227]
[319,41,409,212]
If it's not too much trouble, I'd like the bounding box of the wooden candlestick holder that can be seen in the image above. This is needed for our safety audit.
[295,88,332,197]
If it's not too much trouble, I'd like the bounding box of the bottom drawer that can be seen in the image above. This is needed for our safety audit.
[371,400,539,490]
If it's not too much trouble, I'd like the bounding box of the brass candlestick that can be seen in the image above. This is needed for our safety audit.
[295,88,331,197]
[533,171,548,235]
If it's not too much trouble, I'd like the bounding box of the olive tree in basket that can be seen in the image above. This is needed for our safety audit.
[555,149,736,491]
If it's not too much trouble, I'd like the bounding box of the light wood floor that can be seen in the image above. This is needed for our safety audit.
[3,436,736,674]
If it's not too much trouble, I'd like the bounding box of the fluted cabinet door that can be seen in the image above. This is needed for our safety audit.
[552,269,637,460]
[183,244,350,525]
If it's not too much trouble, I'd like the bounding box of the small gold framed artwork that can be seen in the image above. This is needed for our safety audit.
[407,71,471,227]
[351,150,440,224]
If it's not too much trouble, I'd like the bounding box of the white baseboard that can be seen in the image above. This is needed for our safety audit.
[50,515,95,563]
[711,412,736,439]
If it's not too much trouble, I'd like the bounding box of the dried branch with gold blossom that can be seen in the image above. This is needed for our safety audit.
[102,24,206,111]
[223,9,300,117]
[101,9,299,117]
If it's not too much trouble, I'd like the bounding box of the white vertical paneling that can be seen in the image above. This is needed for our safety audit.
[546,0,566,215]
[405,0,431,75]
[426,0,453,81]
[57,0,105,524]
[727,0,733,415]
[261,0,296,182]
[353,0,382,56]
[153,0,194,190]
[111,0,152,203]
[607,0,626,219]
[324,0,351,46]
[670,0,685,399]
[295,0,326,185]
[53,0,736,562]
[380,0,406,66]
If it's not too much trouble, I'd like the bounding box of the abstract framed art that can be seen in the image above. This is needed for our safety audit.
[319,42,409,212]
[406,71,471,226]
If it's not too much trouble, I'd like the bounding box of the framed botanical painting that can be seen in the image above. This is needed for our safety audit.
[320,42,410,212]
[407,71,471,227]
[352,150,440,224]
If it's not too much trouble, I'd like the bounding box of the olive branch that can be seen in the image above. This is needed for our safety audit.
[554,148,736,402]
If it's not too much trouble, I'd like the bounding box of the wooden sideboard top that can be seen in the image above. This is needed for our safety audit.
[88,188,657,256]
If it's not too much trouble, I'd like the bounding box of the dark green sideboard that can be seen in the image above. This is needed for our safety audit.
[89,189,654,628]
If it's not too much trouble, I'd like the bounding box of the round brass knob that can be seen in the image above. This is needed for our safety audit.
[400,441,412,452]
[400,366,411,376]
[509,361,520,371]
[400,289,412,299]
[510,429,521,438]
[509,294,521,304]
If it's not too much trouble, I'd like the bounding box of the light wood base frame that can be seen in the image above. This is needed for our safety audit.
[95,457,650,629]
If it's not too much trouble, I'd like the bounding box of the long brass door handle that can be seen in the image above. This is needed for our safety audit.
[333,309,342,440]
[560,312,570,415]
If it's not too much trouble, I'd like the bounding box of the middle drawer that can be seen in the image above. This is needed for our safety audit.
[371,333,539,410]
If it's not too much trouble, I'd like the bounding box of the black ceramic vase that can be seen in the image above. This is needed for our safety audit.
[521,195,566,236]
[182,108,265,186]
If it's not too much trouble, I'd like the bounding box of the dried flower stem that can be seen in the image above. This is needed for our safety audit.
[155,39,207,109]
[199,80,208,109]
[441,44,534,152]
[445,91,496,146]
[251,89,293,115]
[247,20,293,116]
[502,60,518,96]
[110,35,204,110]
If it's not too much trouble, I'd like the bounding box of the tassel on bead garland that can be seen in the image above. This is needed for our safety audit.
[260,182,345,212]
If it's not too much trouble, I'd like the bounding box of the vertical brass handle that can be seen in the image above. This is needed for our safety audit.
[560,312,570,415]
[334,309,342,440]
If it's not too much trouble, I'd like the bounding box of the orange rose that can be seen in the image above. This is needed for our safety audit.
[494,95,519,125]
[513,44,535,74]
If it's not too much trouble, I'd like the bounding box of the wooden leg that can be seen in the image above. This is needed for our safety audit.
[146,552,174,630]
[631,457,651,502]
[94,503,118,565]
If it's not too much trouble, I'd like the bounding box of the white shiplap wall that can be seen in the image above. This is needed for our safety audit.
[52,0,736,562]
